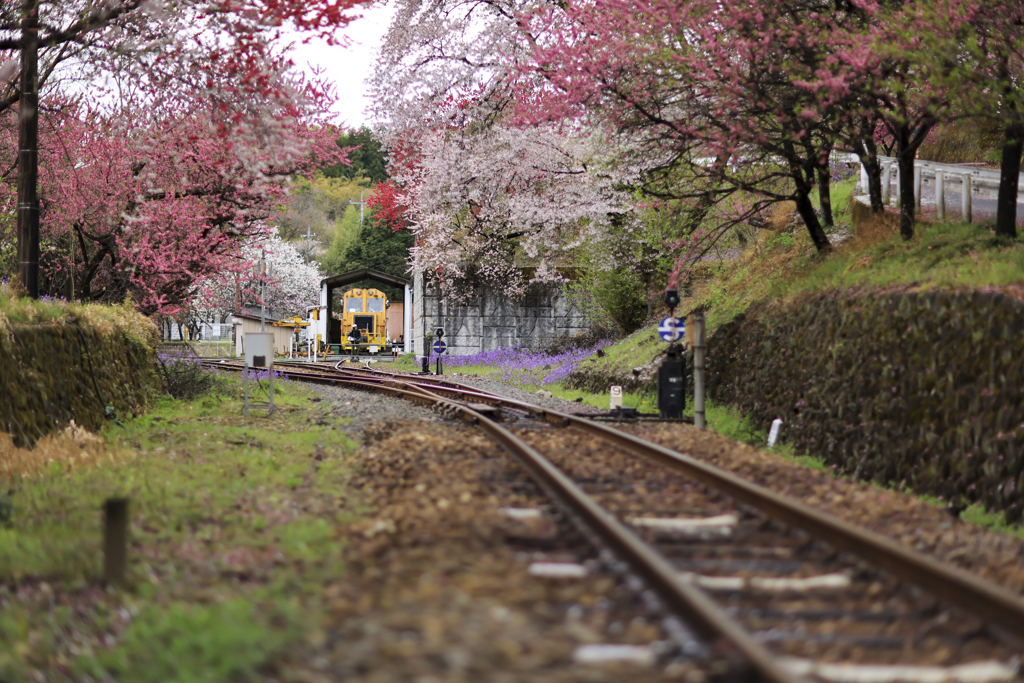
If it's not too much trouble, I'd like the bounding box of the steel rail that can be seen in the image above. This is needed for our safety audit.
[207,360,1024,640]
[420,376,1024,642]
[199,357,806,683]
[322,364,1024,641]
[468,407,803,683]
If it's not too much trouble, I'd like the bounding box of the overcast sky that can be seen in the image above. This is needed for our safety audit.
[289,2,397,129]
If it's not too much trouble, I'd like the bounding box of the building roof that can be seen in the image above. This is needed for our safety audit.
[232,312,279,323]
[322,267,409,290]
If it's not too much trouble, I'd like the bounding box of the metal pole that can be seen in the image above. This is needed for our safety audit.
[694,313,706,430]
[962,174,972,223]
[936,171,944,220]
[304,225,316,262]
[350,191,366,226]
[259,252,266,332]
[16,0,39,298]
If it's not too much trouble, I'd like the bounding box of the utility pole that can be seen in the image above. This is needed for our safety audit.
[349,191,367,226]
[257,251,271,332]
[303,224,316,262]
[16,0,39,298]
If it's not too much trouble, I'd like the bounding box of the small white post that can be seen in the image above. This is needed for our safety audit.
[609,385,623,410]
[913,167,922,212]
[935,171,945,220]
[859,163,869,194]
[881,163,892,205]
[693,313,706,430]
[962,174,972,223]
[767,419,783,449]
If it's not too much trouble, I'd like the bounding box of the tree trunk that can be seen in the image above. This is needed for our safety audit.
[794,189,832,252]
[995,119,1023,239]
[896,123,916,241]
[858,137,885,214]
[817,165,834,228]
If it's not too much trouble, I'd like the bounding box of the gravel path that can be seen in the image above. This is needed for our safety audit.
[308,382,443,436]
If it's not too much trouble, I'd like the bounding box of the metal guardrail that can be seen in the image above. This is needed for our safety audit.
[834,151,1023,193]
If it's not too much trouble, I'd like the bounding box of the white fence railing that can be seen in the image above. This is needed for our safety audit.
[834,152,1023,223]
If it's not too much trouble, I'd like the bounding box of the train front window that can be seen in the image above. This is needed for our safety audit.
[366,297,385,313]
[345,298,363,313]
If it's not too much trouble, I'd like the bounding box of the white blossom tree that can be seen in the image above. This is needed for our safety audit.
[370,0,640,302]
[192,231,323,323]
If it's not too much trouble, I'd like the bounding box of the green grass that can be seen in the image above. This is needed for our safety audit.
[960,504,1024,540]
[702,217,1024,331]
[0,375,359,681]
[0,280,155,349]
[811,176,859,225]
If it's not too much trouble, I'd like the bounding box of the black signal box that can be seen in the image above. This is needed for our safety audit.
[657,347,686,419]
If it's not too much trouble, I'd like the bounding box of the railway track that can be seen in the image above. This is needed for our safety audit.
[202,358,1024,683]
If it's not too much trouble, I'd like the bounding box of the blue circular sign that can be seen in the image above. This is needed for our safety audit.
[658,316,685,342]
[433,340,447,354]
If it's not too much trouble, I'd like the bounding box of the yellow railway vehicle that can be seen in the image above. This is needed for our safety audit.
[338,287,391,354]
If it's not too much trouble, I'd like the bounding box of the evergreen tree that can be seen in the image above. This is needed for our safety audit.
[341,211,413,301]
[321,127,388,184]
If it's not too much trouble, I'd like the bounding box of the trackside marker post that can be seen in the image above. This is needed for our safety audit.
[767,419,783,449]
[104,498,129,587]
[610,385,623,410]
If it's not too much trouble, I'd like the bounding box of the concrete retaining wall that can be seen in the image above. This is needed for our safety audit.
[411,271,591,357]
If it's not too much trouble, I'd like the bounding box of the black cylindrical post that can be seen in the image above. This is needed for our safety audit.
[16,0,39,298]
[103,498,129,586]
[658,346,686,419]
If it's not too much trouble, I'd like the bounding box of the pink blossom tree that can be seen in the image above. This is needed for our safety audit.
[523,0,916,254]
[0,94,343,314]
[0,0,366,300]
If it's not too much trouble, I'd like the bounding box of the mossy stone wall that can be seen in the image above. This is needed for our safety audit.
[0,318,159,447]
[708,288,1024,521]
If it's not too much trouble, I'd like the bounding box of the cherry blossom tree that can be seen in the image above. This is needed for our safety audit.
[0,0,363,118]
[1,0,367,298]
[0,93,344,314]
[524,0,913,254]
[399,121,632,302]
[192,230,324,324]
[371,0,641,302]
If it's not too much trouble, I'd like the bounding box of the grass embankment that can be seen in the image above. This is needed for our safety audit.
[574,183,1024,383]
[0,373,358,682]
